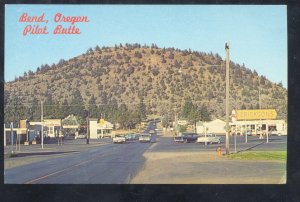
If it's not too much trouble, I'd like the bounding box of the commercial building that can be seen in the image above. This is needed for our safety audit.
[194,109,287,136]
[3,115,80,146]
[229,109,287,136]
[230,119,287,136]
[30,119,62,138]
[89,119,114,139]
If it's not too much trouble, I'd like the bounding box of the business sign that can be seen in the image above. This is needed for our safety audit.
[235,109,277,120]
[177,120,188,125]
[99,118,105,126]
[43,119,62,126]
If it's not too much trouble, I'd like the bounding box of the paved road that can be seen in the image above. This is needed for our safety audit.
[4,122,158,184]
[5,138,155,184]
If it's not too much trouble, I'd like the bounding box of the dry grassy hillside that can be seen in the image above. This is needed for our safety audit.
[5,43,287,121]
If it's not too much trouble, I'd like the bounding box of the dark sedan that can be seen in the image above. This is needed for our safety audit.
[182,133,198,143]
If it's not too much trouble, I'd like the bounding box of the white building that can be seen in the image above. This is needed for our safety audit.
[89,119,114,139]
[196,119,226,135]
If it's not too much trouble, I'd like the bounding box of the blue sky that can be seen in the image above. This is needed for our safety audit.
[5,5,287,87]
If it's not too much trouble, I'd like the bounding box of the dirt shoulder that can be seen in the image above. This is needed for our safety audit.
[130,151,286,184]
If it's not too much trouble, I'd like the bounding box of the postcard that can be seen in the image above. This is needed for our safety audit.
[4,5,287,184]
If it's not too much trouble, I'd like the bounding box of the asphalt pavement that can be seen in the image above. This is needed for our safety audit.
[5,140,153,184]
[152,135,287,153]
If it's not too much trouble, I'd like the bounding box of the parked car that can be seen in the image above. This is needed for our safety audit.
[270,130,287,136]
[76,134,86,139]
[196,133,221,144]
[113,135,126,144]
[182,133,198,143]
[125,133,139,141]
[174,136,185,143]
[139,134,151,143]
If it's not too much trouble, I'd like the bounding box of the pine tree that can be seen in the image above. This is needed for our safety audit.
[198,105,211,122]
[10,91,26,125]
[69,89,85,119]
[181,99,193,119]
[88,95,98,118]
[61,99,71,118]
[44,94,54,119]
[116,104,129,128]
[138,98,147,121]
[31,97,41,121]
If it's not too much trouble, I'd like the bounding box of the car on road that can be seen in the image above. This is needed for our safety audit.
[149,130,155,134]
[113,135,126,144]
[174,136,185,143]
[139,134,151,143]
[196,134,221,144]
[270,130,287,136]
[182,133,198,143]
[125,134,139,141]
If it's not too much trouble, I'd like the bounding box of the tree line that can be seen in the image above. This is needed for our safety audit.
[4,89,147,129]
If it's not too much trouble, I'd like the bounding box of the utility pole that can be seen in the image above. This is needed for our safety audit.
[259,78,261,109]
[85,110,89,144]
[225,42,230,155]
[174,110,176,136]
[86,116,89,144]
[10,122,13,146]
[41,100,44,149]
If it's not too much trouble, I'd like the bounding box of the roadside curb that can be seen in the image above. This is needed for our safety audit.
[235,141,266,154]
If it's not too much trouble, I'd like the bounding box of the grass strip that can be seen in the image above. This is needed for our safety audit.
[229,151,286,161]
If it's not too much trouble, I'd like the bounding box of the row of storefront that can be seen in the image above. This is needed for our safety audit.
[4,116,114,145]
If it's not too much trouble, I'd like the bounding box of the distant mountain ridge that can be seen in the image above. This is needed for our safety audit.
[4,43,287,123]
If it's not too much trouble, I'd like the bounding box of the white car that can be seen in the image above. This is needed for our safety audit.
[139,134,151,143]
[76,134,86,139]
[270,130,287,136]
[113,135,126,144]
[196,134,221,144]
[149,130,155,134]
